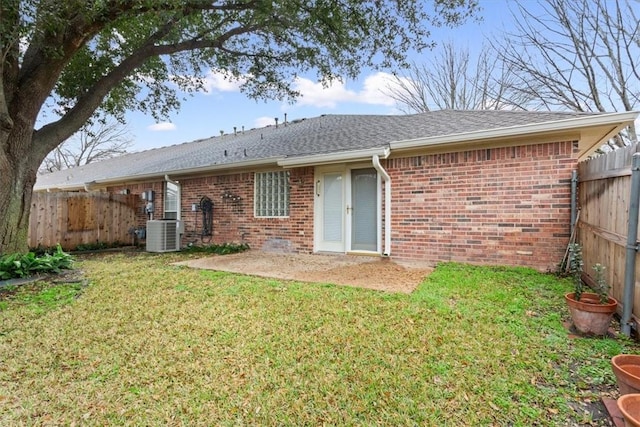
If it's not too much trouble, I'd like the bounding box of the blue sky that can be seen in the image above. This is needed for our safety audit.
[127,1,514,151]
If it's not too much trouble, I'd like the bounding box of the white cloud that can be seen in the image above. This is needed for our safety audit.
[254,116,278,128]
[202,70,245,94]
[292,72,399,109]
[165,69,245,95]
[147,122,177,132]
[293,78,357,108]
[358,72,398,106]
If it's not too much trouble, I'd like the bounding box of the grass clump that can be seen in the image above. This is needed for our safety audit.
[0,255,636,426]
[0,280,85,314]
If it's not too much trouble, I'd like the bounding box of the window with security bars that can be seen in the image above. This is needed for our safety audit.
[254,171,290,217]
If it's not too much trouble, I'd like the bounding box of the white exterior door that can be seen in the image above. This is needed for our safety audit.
[315,166,379,254]
[316,170,345,252]
[350,168,378,252]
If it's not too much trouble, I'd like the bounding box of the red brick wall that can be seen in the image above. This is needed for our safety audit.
[107,141,576,271]
[177,167,314,251]
[385,141,578,271]
[108,168,315,252]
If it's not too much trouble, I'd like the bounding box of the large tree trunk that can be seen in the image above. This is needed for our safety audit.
[0,130,39,255]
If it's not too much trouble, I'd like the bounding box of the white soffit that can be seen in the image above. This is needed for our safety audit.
[278,147,390,168]
[34,157,280,192]
[389,111,639,157]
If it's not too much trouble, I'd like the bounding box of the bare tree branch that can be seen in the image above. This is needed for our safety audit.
[39,121,133,173]
[494,0,639,144]
[382,42,528,113]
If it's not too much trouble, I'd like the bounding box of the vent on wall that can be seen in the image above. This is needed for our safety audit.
[146,220,180,252]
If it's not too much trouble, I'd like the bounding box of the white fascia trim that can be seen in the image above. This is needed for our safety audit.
[278,147,390,168]
[33,182,88,192]
[390,111,640,151]
[34,158,280,192]
[118,157,280,182]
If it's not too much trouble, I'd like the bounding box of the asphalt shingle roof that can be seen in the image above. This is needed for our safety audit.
[34,109,595,190]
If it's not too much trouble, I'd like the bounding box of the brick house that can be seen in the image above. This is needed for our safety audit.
[34,110,638,271]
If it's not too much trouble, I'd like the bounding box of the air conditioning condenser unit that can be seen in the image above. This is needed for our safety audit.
[146,220,181,252]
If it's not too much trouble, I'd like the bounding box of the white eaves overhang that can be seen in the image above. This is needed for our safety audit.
[34,157,281,192]
[278,147,390,168]
[389,111,639,161]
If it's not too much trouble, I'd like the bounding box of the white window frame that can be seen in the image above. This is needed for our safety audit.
[164,180,181,220]
[254,171,290,218]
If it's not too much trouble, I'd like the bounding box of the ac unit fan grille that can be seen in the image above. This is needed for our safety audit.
[146,220,180,252]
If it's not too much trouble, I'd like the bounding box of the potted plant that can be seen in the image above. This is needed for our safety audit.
[564,244,618,336]
[612,354,640,395]
[618,394,640,426]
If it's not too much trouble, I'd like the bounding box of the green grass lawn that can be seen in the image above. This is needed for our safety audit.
[1,252,638,426]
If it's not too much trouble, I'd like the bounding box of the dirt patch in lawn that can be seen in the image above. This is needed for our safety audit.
[175,250,432,293]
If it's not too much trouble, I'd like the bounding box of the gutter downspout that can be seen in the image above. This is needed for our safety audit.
[372,155,391,256]
[621,153,640,336]
[570,170,578,234]
[84,181,96,192]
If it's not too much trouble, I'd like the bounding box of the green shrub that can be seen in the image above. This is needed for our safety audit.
[0,244,73,280]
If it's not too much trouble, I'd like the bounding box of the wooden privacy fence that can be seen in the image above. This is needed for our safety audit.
[578,143,640,328]
[29,192,138,250]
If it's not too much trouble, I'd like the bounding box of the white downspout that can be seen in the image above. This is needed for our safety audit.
[372,155,391,256]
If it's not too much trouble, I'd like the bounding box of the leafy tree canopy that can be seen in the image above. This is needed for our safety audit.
[4,0,478,135]
[0,0,478,253]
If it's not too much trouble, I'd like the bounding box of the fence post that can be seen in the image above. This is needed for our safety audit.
[621,153,640,336]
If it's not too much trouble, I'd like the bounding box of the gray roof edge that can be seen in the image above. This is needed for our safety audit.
[34,157,281,191]
[390,111,640,150]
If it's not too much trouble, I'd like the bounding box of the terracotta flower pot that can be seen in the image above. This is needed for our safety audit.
[612,355,640,395]
[565,292,617,336]
[618,394,640,427]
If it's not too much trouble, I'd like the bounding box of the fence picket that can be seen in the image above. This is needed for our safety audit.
[28,192,137,250]
[578,144,640,328]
